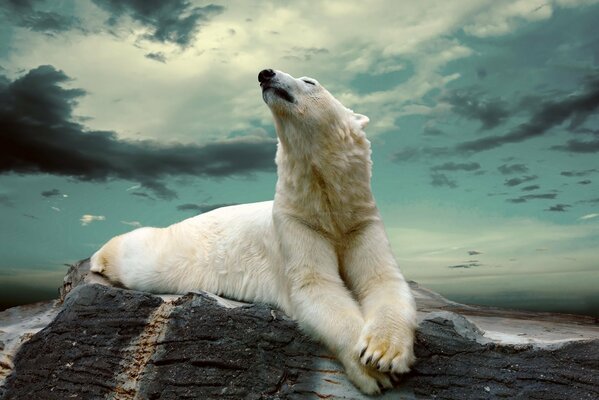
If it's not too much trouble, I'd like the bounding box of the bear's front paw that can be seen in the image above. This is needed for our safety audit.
[356,316,416,374]
[339,354,393,395]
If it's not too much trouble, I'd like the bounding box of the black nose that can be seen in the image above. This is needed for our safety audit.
[258,69,275,83]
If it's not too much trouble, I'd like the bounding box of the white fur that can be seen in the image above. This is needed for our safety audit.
[91,70,417,395]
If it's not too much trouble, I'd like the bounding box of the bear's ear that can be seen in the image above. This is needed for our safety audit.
[353,113,370,130]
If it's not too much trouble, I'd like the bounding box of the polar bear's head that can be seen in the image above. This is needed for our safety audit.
[258,69,369,147]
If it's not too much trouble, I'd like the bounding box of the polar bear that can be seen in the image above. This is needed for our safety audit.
[90,69,417,395]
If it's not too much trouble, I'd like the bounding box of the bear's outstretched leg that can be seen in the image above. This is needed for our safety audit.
[342,223,417,375]
[276,216,390,395]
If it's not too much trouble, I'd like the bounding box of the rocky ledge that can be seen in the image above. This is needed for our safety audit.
[0,260,597,399]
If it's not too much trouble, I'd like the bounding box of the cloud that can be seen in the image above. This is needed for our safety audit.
[431,162,480,172]
[0,66,277,200]
[551,138,599,153]
[80,214,106,226]
[283,47,330,62]
[545,204,571,212]
[579,213,599,220]
[521,185,540,191]
[430,173,457,188]
[504,175,537,187]
[457,75,599,153]
[463,0,554,38]
[578,179,592,185]
[497,163,528,175]
[176,203,238,213]
[391,146,450,163]
[121,220,142,228]
[507,193,558,203]
[448,261,482,269]
[442,88,510,129]
[91,0,225,47]
[145,52,167,63]
[41,188,61,198]
[130,192,154,200]
[560,169,598,177]
[468,250,482,255]
[1,0,82,34]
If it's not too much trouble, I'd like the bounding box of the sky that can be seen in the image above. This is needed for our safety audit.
[0,0,598,315]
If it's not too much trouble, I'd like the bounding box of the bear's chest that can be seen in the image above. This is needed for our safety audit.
[279,165,375,239]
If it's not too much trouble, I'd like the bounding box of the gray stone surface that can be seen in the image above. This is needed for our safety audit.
[1,260,598,399]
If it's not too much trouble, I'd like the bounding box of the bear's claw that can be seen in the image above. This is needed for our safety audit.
[356,322,415,374]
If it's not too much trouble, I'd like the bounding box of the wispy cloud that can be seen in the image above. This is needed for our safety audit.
[442,88,510,129]
[504,175,537,187]
[456,76,599,153]
[431,162,480,172]
[41,189,61,198]
[92,0,224,47]
[1,0,82,35]
[121,220,142,228]
[507,193,557,203]
[145,52,167,63]
[498,163,528,175]
[176,203,238,213]
[545,204,571,212]
[552,138,599,153]
[80,214,106,226]
[579,213,599,220]
[560,169,597,177]
[430,173,457,188]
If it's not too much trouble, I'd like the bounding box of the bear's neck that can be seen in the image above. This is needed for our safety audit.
[274,123,378,237]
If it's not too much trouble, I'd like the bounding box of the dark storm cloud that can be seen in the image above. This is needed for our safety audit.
[578,180,592,185]
[92,0,224,47]
[545,204,571,212]
[521,185,540,191]
[442,88,510,130]
[468,250,482,256]
[1,0,82,34]
[430,173,457,188]
[41,188,61,198]
[431,162,480,172]
[504,175,537,187]
[177,202,238,213]
[145,52,167,63]
[507,193,557,203]
[497,163,528,175]
[0,66,277,200]
[457,76,599,153]
[560,169,597,177]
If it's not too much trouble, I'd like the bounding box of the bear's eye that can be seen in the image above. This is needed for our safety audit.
[302,79,316,86]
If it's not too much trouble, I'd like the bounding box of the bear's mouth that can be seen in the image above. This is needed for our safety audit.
[261,84,296,104]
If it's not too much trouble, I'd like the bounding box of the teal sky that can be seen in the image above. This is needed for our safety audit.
[1,0,598,315]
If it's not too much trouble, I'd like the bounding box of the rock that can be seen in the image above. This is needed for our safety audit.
[1,259,598,399]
